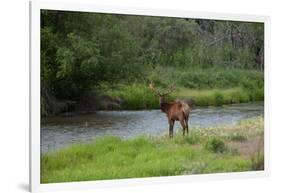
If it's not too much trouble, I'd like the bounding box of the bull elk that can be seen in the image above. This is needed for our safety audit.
[149,83,191,138]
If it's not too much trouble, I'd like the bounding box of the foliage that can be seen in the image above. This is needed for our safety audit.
[205,138,227,153]
[41,11,143,100]
[41,10,264,113]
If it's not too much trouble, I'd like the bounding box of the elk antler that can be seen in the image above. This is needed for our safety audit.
[161,85,175,96]
[149,82,161,96]
[149,83,175,96]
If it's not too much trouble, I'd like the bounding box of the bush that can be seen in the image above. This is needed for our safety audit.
[205,138,227,153]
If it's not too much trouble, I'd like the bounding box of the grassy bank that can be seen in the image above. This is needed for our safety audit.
[175,87,263,106]
[101,85,263,110]
[41,67,264,115]
[41,116,264,183]
[98,67,264,110]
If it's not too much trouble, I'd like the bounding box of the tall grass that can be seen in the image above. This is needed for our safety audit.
[147,66,264,89]
[101,85,263,109]
[175,87,253,106]
[98,67,264,109]
[101,83,159,110]
[41,117,264,183]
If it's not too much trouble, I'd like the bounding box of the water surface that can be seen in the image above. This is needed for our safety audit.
[41,102,263,154]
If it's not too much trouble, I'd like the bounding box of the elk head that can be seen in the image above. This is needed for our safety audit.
[149,83,175,104]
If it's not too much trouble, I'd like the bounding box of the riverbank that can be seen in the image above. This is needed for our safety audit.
[101,85,263,110]
[41,67,264,115]
[97,67,264,110]
[41,116,264,183]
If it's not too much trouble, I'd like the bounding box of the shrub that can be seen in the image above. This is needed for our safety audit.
[205,138,227,153]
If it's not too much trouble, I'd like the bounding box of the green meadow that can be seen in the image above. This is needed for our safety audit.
[41,116,264,183]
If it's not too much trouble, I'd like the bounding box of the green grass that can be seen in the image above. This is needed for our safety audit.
[101,84,263,109]
[96,67,264,110]
[41,116,264,183]
[174,87,256,106]
[101,83,159,110]
[147,66,264,90]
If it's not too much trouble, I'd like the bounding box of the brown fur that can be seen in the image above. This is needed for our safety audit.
[149,83,191,138]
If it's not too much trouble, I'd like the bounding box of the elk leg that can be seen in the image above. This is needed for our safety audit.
[169,120,174,138]
[180,119,186,136]
[185,116,189,134]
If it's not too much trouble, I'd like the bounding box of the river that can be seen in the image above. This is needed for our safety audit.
[41,102,263,154]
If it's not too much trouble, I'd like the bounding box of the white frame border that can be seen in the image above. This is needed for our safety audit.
[30,0,271,192]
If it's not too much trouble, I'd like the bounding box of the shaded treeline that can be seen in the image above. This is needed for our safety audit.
[41,10,264,115]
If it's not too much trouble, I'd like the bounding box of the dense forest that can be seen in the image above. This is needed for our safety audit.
[41,10,264,115]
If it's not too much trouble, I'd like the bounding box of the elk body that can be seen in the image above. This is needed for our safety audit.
[149,83,191,138]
